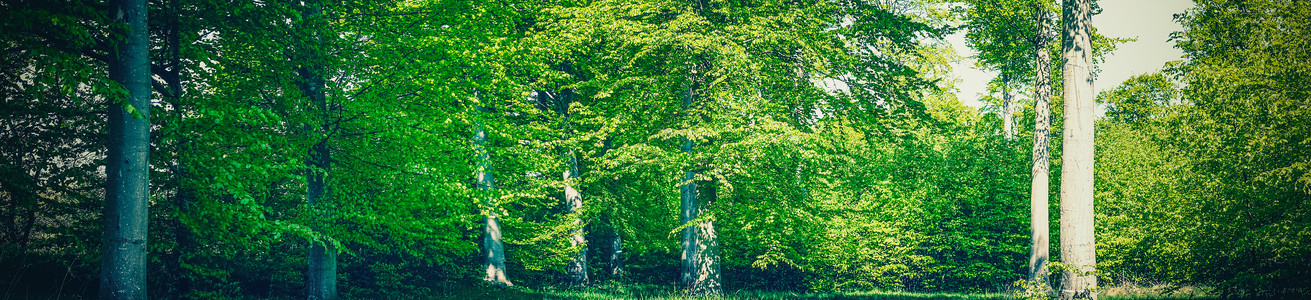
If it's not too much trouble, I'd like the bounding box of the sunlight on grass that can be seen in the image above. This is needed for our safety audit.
[436,283,1228,300]
[537,287,1015,300]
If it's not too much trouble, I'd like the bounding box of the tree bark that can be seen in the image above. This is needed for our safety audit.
[679,104,698,290]
[691,182,721,296]
[1003,72,1016,140]
[475,101,513,287]
[1029,2,1054,288]
[678,85,720,296]
[158,0,194,296]
[1060,0,1097,299]
[555,90,588,286]
[100,0,150,297]
[563,152,587,285]
[304,140,335,300]
[299,2,336,299]
[606,227,623,278]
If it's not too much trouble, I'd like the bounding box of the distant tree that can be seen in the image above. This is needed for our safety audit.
[1097,73,1176,124]
[962,0,1041,140]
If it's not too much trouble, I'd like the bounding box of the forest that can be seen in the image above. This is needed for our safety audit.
[0,0,1308,299]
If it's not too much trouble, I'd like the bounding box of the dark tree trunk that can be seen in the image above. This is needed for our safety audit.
[100,0,151,297]
[678,84,720,296]
[606,227,623,278]
[298,1,336,299]
[679,87,699,290]
[157,0,194,296]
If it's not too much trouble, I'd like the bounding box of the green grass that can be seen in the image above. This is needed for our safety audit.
[425,283,1224,300]
[427,283,1014,300]
[542,290,1015,300]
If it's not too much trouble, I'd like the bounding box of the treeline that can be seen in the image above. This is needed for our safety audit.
[0,0,1307,299]
[1094,0,1311,296]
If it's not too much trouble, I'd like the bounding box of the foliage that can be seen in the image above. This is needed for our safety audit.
[1092,1,1311,296]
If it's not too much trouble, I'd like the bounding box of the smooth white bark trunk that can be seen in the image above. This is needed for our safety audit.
[1060,0,1097,298]
[1030,2,1054,287]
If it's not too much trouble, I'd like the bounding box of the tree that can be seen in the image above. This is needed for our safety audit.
[678,84,721,296]
[0,1,110,295]
[1028,0,1055,287]
[1059,0,1096,299]
[962,0,1041,140]
[1158,0,1310,295]
[549,88,589,286]
[289,1,340,298]
[100,0,151,297]
[1098,73,1175,124]
[474,98,513,287]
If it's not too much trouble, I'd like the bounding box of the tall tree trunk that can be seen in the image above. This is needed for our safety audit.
[304,135,334,300]
[475,102,513,287]
[679,85,697,290]
[299,2,336,299]
[1029,2,1054,288]
[563,152,587,285]
[678,85,721,296]
[170,164,195,299]
[1060,0,1096,299]
[554,90,588,286]
[158,0,194,296]
[691,181,721,296]
[100,0,150,297]
[1003,72,1016,140]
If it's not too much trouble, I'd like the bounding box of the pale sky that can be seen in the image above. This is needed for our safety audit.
[947,0,1194,109]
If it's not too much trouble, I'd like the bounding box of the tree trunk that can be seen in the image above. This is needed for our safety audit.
[563,152,587,285]
[159,0,194,296]
[1003,72,1016,140]
[679,142,698,288]
[678,85,721,296]
[475,102,513,287]
[170,164,196,299]
[1029,2,1054,288]
[299,2,336,299]
[555,90,588,286]
[691,181,721,296]
[606,227,623,278]
[100,0,150,297]
[1060,0,1097,299]
[304,140,335,300]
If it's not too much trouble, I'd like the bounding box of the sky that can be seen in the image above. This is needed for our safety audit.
[946,0,1195,109]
